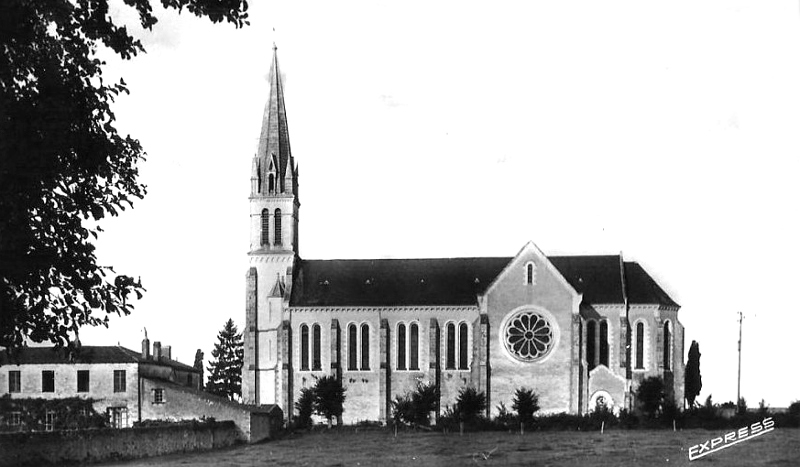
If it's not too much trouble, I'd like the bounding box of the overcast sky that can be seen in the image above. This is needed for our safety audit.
[81,1,800,408]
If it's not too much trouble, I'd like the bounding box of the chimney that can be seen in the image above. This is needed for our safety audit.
[142,336,150,360]
[153,341,162,361]
[163,345,172,360]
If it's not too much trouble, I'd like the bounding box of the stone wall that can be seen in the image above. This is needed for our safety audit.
[0,421,238,467]
[140,377,281,442]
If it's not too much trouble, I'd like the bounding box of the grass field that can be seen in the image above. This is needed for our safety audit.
[98,427,799,467]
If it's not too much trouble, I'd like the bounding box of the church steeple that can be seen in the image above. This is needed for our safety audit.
[252,45,296,197]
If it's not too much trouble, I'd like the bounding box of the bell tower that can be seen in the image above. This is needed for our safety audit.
[243,45,299,405]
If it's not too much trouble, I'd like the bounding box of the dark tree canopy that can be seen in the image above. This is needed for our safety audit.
[0,1,248,350]
[205,318,243,401]
[684,340,702,408]
[636,376,665,418]
[512,387,540,427]
[313,375,346,428]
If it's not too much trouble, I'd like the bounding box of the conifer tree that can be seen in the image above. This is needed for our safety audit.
[205,319,243,401]
[684,340,702,408]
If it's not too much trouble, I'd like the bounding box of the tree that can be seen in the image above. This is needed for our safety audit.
[684,340,702,408]
[0,1,249,351]
[312,375,346,428]
[454,386,487,424]
[512,387,540,428]
[205,319,243,401]
[636,376,665,418]
[294,387,315,429]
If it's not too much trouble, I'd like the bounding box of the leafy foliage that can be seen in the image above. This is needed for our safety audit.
[0,396,106,432]
[684,340,702,407]
[205,319,243,401]
[0,0,248,350]
[392,382,438,426]
[636,376,665,418]
[294,387,314,429]
[454,386,486,423]
[512,387,540,427]
[313,375,346,427]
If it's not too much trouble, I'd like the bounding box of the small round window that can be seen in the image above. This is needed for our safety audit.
[504,310,554,361]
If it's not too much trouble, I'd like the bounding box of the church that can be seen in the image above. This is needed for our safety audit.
[242,48,685,424]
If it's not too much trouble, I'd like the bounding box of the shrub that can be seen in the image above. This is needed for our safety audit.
[392,382,438,426]
[737,397,748,415]
[494,402,516,429]
[636,377,665,418]
[512,387,540,428]
[294,387,314,429]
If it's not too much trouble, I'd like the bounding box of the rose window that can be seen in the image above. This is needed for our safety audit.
[504,311,554,361]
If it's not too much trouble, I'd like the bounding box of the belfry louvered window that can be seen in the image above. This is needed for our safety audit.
[261,209,269,245]
[274,209,282,245]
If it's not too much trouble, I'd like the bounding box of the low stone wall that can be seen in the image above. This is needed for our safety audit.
[0,421,238,467]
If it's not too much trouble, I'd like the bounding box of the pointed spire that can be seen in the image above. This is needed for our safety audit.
[256,45,292,194]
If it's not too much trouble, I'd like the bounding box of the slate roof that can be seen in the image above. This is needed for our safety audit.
[289,256,678,308]
[0,346,200,373]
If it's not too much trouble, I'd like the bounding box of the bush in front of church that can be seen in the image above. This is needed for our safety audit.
[293,387,315,429]
[454,387,487,424]
[312,375,346,429]
[392,383,438,427]
[512,387,540,429]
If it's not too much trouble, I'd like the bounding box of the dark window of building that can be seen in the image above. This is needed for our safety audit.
[635,322,645,370]
[268,173,275,193]
[8,412,21,426]
[300,324,309,371]
[153,388,164,404]
[274,209,282,245]
[526,263,534,284]
[397,323,407,370]
[8,371,20,393]
[261,209,269,245]
[113,370,126,393]
[586,321,596,370]
[458,322,469,370]
[409,323,419,370]
[361,323,370,371]
[446,322,456,370]
[187,374,192,387]
[77,370,90,393]
[599,320,609,367]
[42,370,55,393]
[348,323,358,371]
[663,321,671,371]
[312,324,322,371]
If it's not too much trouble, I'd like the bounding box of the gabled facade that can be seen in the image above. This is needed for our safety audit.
[242,48,685,423]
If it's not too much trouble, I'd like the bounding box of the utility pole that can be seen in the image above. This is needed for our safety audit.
[737,311,743,404]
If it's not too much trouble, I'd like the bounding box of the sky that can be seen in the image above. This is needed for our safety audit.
[78,1,800,408]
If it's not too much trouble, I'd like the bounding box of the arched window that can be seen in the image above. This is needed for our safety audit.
[260,209,269,246]
[446,322,456,370]
[268,173,275,193]
[274,209,282,245]
[526,263,534,285]
[663,321,671,371]
[635,322,645,370]
[458,322,468,369]
[361,324,370,370]
[586,320,596,370]
[409,323,419,370]
[599,320,609,367]
[348,324,357,371]
[397,323,407,370]
[300,324,309,371]
[312,324,321,371]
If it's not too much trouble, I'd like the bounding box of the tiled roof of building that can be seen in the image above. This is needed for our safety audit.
[0,346,200,373]
[289,256,678,308]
